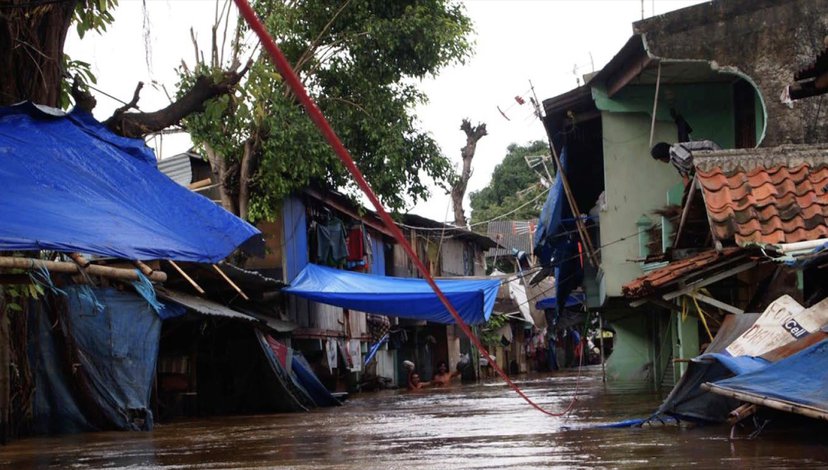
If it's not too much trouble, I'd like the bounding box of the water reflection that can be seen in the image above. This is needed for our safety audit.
[2,367,828,469]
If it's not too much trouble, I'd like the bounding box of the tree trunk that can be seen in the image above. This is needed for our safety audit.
[0,0,78,107]
[451,119,487,227]
[204,143,239,216]
[238,138,258,221]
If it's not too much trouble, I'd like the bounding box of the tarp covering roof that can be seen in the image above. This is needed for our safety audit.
[707,339,828,419]
[283,263,500,324]
[0,103,261,262]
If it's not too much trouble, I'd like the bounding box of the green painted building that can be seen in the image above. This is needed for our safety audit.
[540,35,766,390]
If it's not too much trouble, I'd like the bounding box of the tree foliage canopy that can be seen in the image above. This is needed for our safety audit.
[469,140,549,227]
[179,0,473,221]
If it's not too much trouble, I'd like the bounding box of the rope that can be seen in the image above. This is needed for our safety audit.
[233,0,578,417]
[690,293,715,343]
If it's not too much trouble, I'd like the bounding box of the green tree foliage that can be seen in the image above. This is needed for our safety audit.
[179,0,473,221]
[469,140,549,227]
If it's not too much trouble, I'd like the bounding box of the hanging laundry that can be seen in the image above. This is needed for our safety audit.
[337,338,354,369]
[316,217,349,266]
[348,340,362,372]
[326,338,338,374]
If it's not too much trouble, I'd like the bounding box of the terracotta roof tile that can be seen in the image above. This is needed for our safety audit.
[694,145,828,246]
[622,247,743,299]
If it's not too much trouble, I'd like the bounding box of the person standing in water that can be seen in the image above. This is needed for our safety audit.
[431,360,461,387]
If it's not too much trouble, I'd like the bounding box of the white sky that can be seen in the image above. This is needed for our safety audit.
[65,0,704,222]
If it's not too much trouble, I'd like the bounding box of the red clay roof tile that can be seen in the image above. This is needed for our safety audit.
[694,145,828,246]
[622,247,744,299]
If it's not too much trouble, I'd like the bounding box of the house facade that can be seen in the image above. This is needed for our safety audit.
[538,0,828,389]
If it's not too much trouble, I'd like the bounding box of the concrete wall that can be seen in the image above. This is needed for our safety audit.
[596,111,683,298]
[605,311,655,389]
[594,82,740,148]
[635,0,828,145]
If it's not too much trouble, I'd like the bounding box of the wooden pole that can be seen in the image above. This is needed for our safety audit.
[167,261,205,295]
[212,264,249,300]
[0,256,166,283]
[672,176,697,251]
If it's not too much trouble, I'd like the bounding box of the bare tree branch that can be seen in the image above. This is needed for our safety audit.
[104,60,252,138]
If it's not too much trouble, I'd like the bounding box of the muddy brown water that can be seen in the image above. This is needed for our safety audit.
[2,367,828,469]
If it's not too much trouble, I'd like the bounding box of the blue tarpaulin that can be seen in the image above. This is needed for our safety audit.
[536,293,585,310]
[708,339,828,415]
[283,263,500,324]
[656,351,769,423]
[533,147,573,265]
[30,286,161,434]
[0,102,261,262]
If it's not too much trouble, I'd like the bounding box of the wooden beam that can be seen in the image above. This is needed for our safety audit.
[188,178,213,190]
[607,55,653,97]
[663,261,756,301]
[304,188,395,238]
[0,256,167,283]
[630,297,682,313]
[703,383,828,422]
[687,291,744,315]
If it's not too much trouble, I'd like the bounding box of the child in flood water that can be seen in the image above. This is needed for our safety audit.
[407,373,430,390]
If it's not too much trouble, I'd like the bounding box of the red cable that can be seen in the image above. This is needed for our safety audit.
[233,0,577,417]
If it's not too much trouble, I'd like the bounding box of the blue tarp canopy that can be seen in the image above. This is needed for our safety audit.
[0,103,261,262]
[283,263,500,324]
[707,339,828,416]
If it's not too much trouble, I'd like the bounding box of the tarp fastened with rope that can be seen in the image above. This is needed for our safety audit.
[283,263,500,324]
[0,102,262,262]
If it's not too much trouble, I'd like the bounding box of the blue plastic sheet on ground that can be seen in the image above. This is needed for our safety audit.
[710,339,828,413]
[30,286,161,433]
[0,102,261,262]
[283,263,500,324]
[293,353,341,407]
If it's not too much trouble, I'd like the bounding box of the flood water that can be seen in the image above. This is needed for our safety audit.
[3,366,828,469]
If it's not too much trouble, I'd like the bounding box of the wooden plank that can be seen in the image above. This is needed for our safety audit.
[663,261,756,301]
[703,383,828,422]
[688,291,743,315]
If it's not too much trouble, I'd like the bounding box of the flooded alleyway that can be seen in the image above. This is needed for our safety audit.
[2,367,828,469]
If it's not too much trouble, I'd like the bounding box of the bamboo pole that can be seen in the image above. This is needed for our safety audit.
[703,383,828,422]
[167,260,205,295]
[133,260,155,277]
[0,256,166,283]
[598,312,606,383]
[212,264,249,300]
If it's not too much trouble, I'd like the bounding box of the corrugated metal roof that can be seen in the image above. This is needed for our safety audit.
[158,289,259,322]
[157,152,197,186]
[485,220,537,258]
[695,145,828,246]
